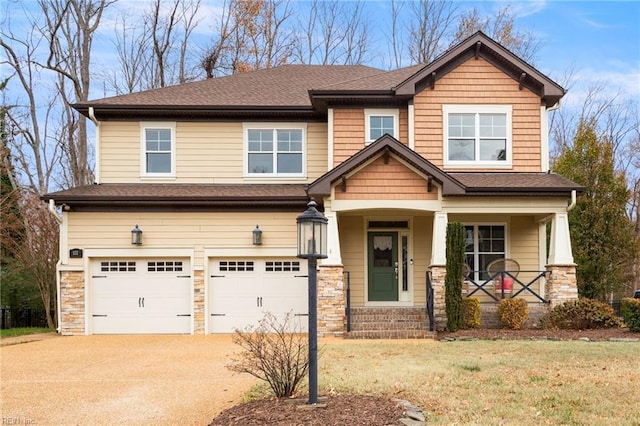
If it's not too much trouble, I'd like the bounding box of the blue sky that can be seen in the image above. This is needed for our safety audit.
[3,0,639,105]
[502,0,640,104]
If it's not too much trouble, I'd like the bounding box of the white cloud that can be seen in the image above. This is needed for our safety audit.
[507,0,548,18]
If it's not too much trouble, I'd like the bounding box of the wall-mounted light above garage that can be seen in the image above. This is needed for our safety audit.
[131,225,143,245]
[252,225,262,246]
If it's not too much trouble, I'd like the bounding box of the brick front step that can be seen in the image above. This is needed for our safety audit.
[345,330,436,339]
[345,307,433,339]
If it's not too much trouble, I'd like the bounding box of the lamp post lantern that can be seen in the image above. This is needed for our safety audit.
[296,199,328,405]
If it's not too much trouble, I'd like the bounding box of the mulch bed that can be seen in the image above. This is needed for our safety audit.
[209,394,407,426]
[210,327,638,425]
[437,326,639,341]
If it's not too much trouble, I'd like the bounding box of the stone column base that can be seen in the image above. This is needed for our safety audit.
[429,265,447,331]
[317,265,345,336]
[545,264,578,308]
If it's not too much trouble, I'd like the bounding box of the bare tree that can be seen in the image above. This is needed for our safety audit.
[202,0,294,76]
[407,0,458,65]
[453,4,540,64]
[38,0,116,188]
[1,32,63,194]
[387,0,406,69]
[294,0,371,65]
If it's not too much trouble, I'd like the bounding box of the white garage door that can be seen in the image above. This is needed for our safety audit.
[209,258,308,333]
[91,258,191,334]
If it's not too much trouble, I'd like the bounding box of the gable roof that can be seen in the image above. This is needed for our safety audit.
[307,134,583,198]
[73,32,565,120]
[393,32,565,107]
[307,134,466,197]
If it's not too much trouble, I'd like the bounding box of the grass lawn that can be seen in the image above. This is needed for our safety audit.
[0,327,54,338]
[253,338,639,425]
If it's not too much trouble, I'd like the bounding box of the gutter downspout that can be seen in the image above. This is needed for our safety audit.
[48,199,63,333]
[88,107,100,183]
[567,189,577,212]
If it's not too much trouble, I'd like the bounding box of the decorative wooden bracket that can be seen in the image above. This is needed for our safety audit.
[427,175,433,193]
[383,146,390,164]
[340,174,347,192]
[475,41,481,59]
[519,72,526,90]
[430,72,436,90]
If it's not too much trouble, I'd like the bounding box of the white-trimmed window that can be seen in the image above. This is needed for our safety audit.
[365,109,399,144]
[141,122,175,177]
[464,224,506,280]
[244,124,306,176]
[444,105,512,167]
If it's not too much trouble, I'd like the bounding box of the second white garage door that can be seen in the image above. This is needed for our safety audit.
[209,258,308,333]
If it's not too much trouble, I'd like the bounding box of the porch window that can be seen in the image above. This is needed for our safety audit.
[443,105,512,167]
[365,109,398,144]
[245,124,305,176]
[141,122,175,177]
[464,224,506,280]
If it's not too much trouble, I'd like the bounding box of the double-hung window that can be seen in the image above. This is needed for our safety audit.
[141,122,175,177]
[365,109,398,144]
[444,105,511,167]
[464,224,506,280]
[245,125,305,176]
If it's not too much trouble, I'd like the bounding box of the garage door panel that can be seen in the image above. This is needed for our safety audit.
[91,258,191,334]
[209,258,308,333]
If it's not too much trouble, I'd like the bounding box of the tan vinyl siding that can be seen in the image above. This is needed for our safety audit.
[339,215,365,306]
[99,122,141,182]
[307,123,329,179]
[99,121,327,183]
[176,122,243,182]
[334,156,437,200]
[414,57,542,172]
[333,108,365,166]
[66,211,299,265]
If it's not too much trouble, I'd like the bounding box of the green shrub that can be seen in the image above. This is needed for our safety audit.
[445,222,465,332]
[462,298,481,329]
[497,298,529,330]
[541,299,623,330]
[621,298,640,332]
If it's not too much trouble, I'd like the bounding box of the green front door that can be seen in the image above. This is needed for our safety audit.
[368,232,398,301]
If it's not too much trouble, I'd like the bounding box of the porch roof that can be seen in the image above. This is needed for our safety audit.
[43,183,310,212]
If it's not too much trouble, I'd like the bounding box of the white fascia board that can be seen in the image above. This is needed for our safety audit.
[331,199,443,212]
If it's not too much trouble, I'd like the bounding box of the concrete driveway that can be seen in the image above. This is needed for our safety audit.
[0,335,257,425]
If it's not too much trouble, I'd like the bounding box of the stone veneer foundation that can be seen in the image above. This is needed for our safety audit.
[317,265,346,336]
[193,269,205,334]
[59,270,85,335]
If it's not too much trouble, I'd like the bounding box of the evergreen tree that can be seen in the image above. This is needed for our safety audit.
[445,222,465,331]
[553,119,639,300]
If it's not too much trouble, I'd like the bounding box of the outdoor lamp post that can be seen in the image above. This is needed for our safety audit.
[296,199,328,405]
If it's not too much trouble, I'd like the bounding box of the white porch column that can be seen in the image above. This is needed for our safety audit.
[431,212,448,266]
[321,206,342,266]
[547,213,574,265]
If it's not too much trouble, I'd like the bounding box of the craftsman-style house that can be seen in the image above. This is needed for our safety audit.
[46,32,581,336]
